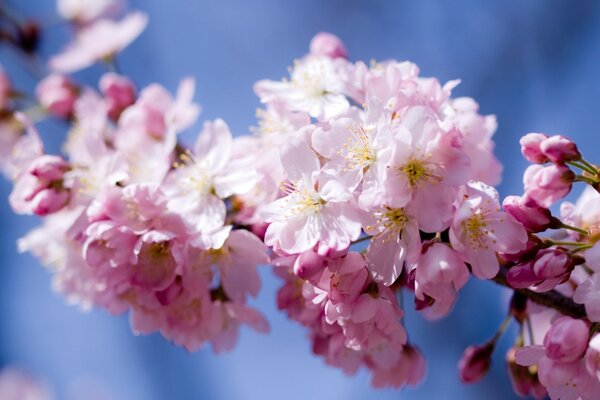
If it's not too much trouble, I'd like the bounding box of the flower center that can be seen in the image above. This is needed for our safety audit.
[339,125,375,171]
[281,181,326,216]
[463,213,490,249]
[369,207,408,242]
[400,158,437,187]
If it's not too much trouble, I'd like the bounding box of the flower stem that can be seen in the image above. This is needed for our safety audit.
[558,222,588,236]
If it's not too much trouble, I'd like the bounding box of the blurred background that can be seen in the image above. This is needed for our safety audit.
[1,0,600,399]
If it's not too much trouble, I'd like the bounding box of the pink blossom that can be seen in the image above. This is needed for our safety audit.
[506,347,547,399]
[540,135,581,164]
[507,248,579,292]
[520,133,549,164]
[523,164,574,207]
[254,55,350,119]
[309,32,348,59]
[574,273,600,322]
[36,74,78,118]
[585,334,600,382]
[50,12,148,73]
[381,106,470,232]
[162,119,256,235]
[261,136,361,254]
[413,242,469,319]
[450,181,528,279]
[99,73,136,120]
[543,317,589,363]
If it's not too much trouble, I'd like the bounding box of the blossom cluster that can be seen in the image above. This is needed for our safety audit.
[2,0,269,353]
[2,1,600,397]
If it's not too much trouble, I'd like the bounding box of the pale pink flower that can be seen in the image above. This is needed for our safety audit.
[450,181,528,279]
[413,242,469,319]
[163,119,256,234]
[57,0,122,24]
[36,74,78,118]
[50,12,148,73]
[449,97,502,185]
[252,101,311,146]
[261,136,361,254]
[574,273,600,322]
[585,334,600,382]
[381,106,470,232]
[364,206,421,286]
[254,55,350,119]
[309,32,347,59]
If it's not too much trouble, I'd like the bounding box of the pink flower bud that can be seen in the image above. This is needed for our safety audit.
[520,133,549,163]
[100,72,136,120]
[523,164,574,207]
[30,188,70,216]
[293,248,326,279]
[585,334,600,381]
[458,343,494,383]
[531,248,573,279]
[499,237,541,263]
[0,67,11,110]
[36,74,78,118]
[502,195,551,233]
[309,32,348,59]
[540,135,581,163]
[543,316,589,363]
[507,262,540,289]
[28,155,69,181]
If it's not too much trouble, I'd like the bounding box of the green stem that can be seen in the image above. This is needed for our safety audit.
[568,160,598,176]
[558,222,589,236]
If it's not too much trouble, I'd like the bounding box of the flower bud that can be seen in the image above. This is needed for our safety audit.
[293,248,326,279]
[520,133,549,164]
[100,73,136,120]
[502,196,551,233]
[28,155,69,181]
[506,262,540,289]
[30,188,70,216]
[543,316,589,363]
[309,32,348,59]
[499,236,541,263]
[36,74,78,118]
[523,164,574,207]
[540,135,581,163]
[458,342,494,383]
[531,248,574,280]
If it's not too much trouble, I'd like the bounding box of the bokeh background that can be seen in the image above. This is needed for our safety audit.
[1,1,600,399]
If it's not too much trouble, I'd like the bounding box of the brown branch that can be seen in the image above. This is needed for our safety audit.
[492,266,587,319]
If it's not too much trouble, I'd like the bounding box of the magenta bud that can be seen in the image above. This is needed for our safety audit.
[523,164,574,208]
[30,188,70,216]
[502,195,551,233]
[543,316,589,363]
[500,237,541,263]
[459,343,494,383]
[309,32,348,59]
[506,262,540,289]
[100,73,136,120]
[293,248,326,279]
[531,248,573,279]
[520,133,549,164]
[29,155,69,181]
[36,74,78,118]
[540,135,581,163]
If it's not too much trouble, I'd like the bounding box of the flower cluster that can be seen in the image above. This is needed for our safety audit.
[3,0,269,353]
[3,0,600,396]
[230,32,530,386]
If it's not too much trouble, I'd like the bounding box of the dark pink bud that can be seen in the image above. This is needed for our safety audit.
[293,248,326,279]
[531,248,574,279]
[459,343,494,383]
[29,155,69,181]
[540,135,581,163]
[499,236,541,263]
[309,32,348,59]
[543,316,589,363]
[506,262,540,289]
[36,74,78,118]
[30,188,70,216]
[523,164,574,207]
[502,195,551,233]
[100,73,136,120]
[520,133,549,163]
